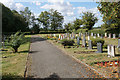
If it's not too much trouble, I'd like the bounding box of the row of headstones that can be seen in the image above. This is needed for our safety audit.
[90,33,120,39]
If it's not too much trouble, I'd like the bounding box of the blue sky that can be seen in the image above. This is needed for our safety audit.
[0,0,104,27]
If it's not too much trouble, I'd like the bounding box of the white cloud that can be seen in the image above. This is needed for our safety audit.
[32,1,41,6]
[0,0,24,11]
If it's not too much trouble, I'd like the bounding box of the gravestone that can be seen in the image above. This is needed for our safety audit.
[113,34,116,38]
[93,34,96,38]
[54,34,56,37]
[91,33,93,36]
[79,33,81,40]
[109,33,111,38]
[82,34,86,47]
[88,40,92,49]
[118,39,120,52]
[96,43,103,53]
[111,45,115,57]
[59,34,60,39]
[97,33,100,37]
[105,33,107,38]
[107,45,111,57]
[119,34,120,38]
[77,37,80,45]
[88,36,90,40]
[100,34,103,39]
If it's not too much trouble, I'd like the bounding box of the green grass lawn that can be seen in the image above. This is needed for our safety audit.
[2,35,31,78]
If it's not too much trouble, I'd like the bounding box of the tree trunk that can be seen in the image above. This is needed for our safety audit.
[13,47,18,53]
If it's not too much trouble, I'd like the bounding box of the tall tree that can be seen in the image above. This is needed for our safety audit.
[97,1,120,33]
[81,12,98,30]
[73,18,83,31]
[20,7,32,27]
[49,9,64,30]
[38,11,50,30]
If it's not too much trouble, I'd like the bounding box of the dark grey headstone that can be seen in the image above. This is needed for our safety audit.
[100,34,103,39]
[96,43,103,53]
[88,40,92,49]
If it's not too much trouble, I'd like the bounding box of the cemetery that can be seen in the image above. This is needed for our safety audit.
[1,0,120,79]
[39,32,120,78]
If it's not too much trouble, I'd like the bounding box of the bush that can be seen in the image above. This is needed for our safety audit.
[76,29,88,34]
[91,38,105,46]
[88,29,105,34]
[61,39,75,46]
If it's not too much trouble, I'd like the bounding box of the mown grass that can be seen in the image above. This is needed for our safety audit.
[2,35,31,79]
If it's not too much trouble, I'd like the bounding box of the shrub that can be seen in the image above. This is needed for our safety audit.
[76,29,88,34]
[6,31,25,53]
[61,39,75,46]
[88,29,105,34]
[91,38,105,46]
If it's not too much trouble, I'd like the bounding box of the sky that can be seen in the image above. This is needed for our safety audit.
[0,0,105,27]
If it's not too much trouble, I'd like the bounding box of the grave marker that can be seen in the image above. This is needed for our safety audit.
[97,33,100,37]
[77,37,80,45]
[113,34,116,38]
[111,45,115,57]
[109,33,111,38]
[91,33,93,36]
[96,43,103,53]
[105,33,107,38]
[82,34,86,47]
[88,40,92,49]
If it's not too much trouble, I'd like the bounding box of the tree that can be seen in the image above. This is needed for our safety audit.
[7,31,25,53]
[97,1,120,33]
[64,22,74,32]
[20,7,32,27]
[38,11,50,30]
[31,24,40,34]
[49,9,64,30]
[81,12,98,30]
[2,3,28,32]
[73,18,83,31]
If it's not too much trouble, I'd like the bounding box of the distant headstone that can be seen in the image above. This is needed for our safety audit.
[59,34,60,39]
[113,34,116,38]
[109,33,111,38]
[107,45,116,57]
[88,40,92,49]
[54,34,56,37]
[107,45,111,57]
[93,34,96,38]
[96,43,103,53]
[111,45,115,57]
[100,34,103,39]
[105,33,107,38]
[77,37,80,45]
[119,34,120,38]
[97,33,100,37]
[118,39,120,52]
[91,33,93,36]
[82,34,86,47]
[88,36,90,40]
[79,33,81,40]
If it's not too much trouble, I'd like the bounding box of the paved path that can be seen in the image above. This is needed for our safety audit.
[29,35,102,78]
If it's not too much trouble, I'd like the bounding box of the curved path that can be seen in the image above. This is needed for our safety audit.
[29,35,102,78]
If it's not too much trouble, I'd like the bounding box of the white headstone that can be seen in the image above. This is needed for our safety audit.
[88,36,90,40]
[111,45,115,57]
[107,45,111,57]
[113,34,116,38]
[97,33,100,37]
[105,33,107,38]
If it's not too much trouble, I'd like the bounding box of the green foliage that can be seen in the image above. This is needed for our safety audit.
[64,23,73,33]
[60,39,75,46]
[91,38,105,46]
[97,1,120,34]
[6,31,25,53]
[88,29,105,34]
[38,11,50,30]
[38,9,64,30]
[73,18,83,31]
[31,24,40,34]
[76,29,88,34]
[81,12,98,30]
[1,3,28,32]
